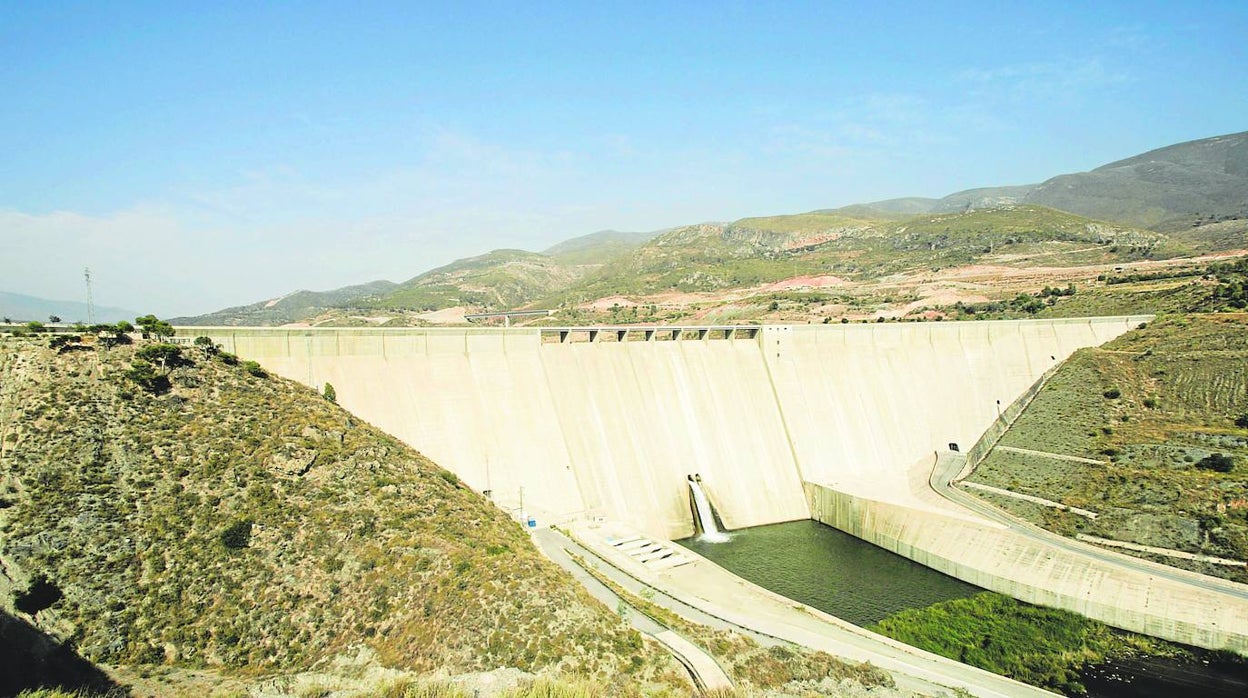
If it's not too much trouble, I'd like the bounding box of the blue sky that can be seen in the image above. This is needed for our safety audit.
[3,1,1246,316]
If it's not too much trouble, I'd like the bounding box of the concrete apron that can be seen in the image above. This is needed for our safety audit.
[529,526,734,692]
[564,520,1058,698]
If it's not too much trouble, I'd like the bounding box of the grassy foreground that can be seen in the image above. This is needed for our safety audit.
[871,593,1179,695]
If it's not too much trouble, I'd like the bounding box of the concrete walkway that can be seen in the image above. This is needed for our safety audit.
[935,452,1248,600]
[995,445,1107,466]
[566,521,1057,698]
[1076,534,1248,567]
[530,528,734,692]
[961,480,1098,519]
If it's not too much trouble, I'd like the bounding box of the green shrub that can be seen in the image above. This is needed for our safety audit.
[221,519,254,549]
[322,383,336,403]
[1195,453,1235,473]
[1103,388,1121,399]
[436,470,460,486]
[124,360,171,394]
[1236,414,1248,429]
[241,360,266,377]
[136,342,188,368]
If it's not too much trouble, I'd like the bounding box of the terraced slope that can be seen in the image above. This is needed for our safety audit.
[968,314,1248,582]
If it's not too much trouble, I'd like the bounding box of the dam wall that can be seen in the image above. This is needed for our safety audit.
[175,317,1145,539]
[805,482,1248,652]
[765,318,1143,506]
[181,327,809,538]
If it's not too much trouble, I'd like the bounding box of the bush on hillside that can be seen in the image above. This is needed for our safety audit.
[220,519,253,549]
[1196,453,1235,473]
[135,343,188,370]
[242,360,266,377]
[123,360,171,395]
[193,336,219,357]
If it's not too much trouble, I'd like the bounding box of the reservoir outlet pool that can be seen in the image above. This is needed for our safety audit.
[676,518,979,626]
[676,518,1248,697]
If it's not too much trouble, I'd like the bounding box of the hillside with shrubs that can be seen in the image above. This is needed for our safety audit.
[0,331,677,692]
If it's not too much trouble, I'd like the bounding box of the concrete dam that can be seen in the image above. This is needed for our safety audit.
[176,318,1248,655]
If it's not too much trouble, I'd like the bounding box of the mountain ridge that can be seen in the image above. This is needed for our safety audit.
[0,291,139,325]
[175,130,1248,326]
[848,130,1248,229]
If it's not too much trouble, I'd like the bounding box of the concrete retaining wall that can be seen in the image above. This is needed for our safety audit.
[765,318,1145,506]
[805,482,1248,652]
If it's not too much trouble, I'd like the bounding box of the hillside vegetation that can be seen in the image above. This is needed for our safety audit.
[0,335,676,690]
[170,131,1248,328]
[936,254,1248,321]
[545,206,1168,303]
[370,250,580,312]
[871,592,1181,696]
[968,314,1248,581]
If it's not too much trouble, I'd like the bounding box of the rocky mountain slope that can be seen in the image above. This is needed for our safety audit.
[0,335,671,690]
[176,131,1248,327]
[170,280,397,327]
[0,292,138,326]
[850,131,1248,231]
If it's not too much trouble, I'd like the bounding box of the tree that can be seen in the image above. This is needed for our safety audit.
[220,519,253,549]
[124,360,171,394]
[322,382,337,403]
[48,315,61,323]
[193,336,219,357]
[134,314,174,340]
[98,322,133,348]
[24,321,44,333]
[136,343,187,372]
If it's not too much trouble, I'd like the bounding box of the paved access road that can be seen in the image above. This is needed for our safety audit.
[530,528,734,692]
[932,452,1248,601]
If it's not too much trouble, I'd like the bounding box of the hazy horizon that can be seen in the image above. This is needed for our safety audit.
[4,2,1246,316]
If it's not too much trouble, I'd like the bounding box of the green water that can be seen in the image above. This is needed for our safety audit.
[677,519,980,626]
[678,519,1248,697]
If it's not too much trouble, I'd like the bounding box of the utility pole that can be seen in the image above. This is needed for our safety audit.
[84,267,95,325]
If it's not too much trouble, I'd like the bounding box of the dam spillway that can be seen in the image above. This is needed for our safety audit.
[174,318,1248,654]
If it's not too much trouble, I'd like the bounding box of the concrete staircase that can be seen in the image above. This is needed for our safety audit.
[606,534,694,571]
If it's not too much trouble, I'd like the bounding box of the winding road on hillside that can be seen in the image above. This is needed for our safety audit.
[930,452,1248,601]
